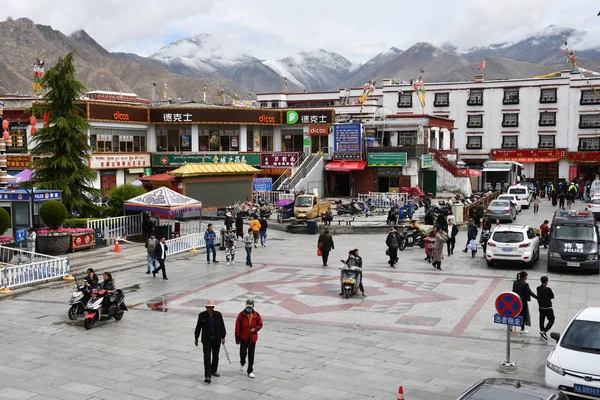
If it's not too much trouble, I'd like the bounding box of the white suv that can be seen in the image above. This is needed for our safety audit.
[485,224,540,268]
[545,307,600,399]
[507,185,532,209]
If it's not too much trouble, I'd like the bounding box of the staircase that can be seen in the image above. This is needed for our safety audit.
[276,154,322,191]
[429,149,461,176]
[429,149,472,196]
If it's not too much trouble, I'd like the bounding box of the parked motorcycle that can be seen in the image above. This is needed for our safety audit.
[67,279,93,320]
[84,288,127,330]
[397,228,425,251]
[339,260,362,299]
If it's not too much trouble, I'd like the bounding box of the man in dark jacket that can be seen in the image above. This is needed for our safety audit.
[536,276,555,340]
[258,216,268,247]
[317,229,334,266]
[462,219,478,253]
[386,228,399,268]
[194,299,226,383]
[152,237,168,279]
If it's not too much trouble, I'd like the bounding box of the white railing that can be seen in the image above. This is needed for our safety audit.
[165,233,206,256]
[0,246,69,289]
[254,191,295,205]
[357,192,409,208]
[87,214,143,239]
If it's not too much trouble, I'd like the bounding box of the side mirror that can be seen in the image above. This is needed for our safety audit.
[550,332,560,342]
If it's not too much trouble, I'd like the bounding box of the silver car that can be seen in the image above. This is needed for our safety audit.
[485,200,517,223]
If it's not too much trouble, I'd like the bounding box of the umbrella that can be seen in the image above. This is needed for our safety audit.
[276,199,294,206]
[457,168,482,177]
[131,180,143,187]
[222,343,231,364]
[15,168,34,183]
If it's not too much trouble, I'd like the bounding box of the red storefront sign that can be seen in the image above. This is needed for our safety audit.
[260,152,299,168]
[308,126,329,136]
[261,168,291,176]
[567,152,600,162]
[490,149,566,163]
[569,166,579,181]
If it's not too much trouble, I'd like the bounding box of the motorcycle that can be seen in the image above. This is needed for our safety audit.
[84,288,128,330]
[339,260,362,299]
[398,228,425,251]
[480,229,491,256]
[335,200,356,216]
[67,278,93,320]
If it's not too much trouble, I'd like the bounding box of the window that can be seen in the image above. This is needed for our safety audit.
[467,114,483,128]
[271,102,279,108]
[501,135,518,149]
[561,320,600,353]
[539,112,556,127]
[467,90,483,106]
[540,88,557,103]
[503,89,519,105]
[538,135,555,148]
[261,128,273,151]
[579,114,600,128]
[246,128,254,152]
[450,131,455,149]
[434,92,449,107]
[7,124,28,152]
[502,113,519,127]
[535,163,558,179]
[397,131,417,146]
[579,137,600,151]
[91,128,146,153]
[492,231,524,243]
[198,127,240,151]
[466,136,482,149]
[260,102,268,108]
[580,90,600,105]
[397,93,412,108]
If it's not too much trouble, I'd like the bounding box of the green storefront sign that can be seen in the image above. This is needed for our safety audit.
[367,152,407,167]
[153,153,261,167]
[421,154,433,169]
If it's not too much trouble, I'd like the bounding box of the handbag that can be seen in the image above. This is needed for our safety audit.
[317,248,323,256]
[385,248,390,256]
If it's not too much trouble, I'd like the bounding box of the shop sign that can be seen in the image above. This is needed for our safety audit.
[7,155,31,169]
[88,103,149,124]
[421,154,433,169]
[491,149,567,163]
[367,152,407,167]
[150,108,281,125]
[285,110,334,125]
[153,153,261,167]
[568,151,600,162]
[333,152,362,161]
[309,125,329,136]
[143,168,152,176]
[0,191,62,201]
[261,152,298,168]
[90,153,151,169]
[253,178,273,191]
[334,123,361,153]
[569,166,578,181]
[261,168,291,176]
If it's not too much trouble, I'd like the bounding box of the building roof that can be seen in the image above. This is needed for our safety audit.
[170,163,259,177]
[139,172,176,182]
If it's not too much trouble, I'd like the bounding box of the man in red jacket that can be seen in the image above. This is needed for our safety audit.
[235,299,263,378]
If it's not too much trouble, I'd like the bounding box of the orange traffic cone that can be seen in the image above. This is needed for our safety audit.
[113,238,121,253]
[397,386,405,400]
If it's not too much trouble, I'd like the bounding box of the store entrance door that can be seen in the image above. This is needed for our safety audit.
[334,173,350,196]
[101,171,117,191]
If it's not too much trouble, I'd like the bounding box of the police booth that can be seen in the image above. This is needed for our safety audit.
[0,189,63,235]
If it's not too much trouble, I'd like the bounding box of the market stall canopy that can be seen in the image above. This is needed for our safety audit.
[169,163,259,178]
[325,161,367,172]
[123,186,202,215]
[139,172,176,182]
[457,169,482,177]
[15,168,34,183]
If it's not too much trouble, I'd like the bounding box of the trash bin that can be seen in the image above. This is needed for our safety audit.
[306,220,318,235]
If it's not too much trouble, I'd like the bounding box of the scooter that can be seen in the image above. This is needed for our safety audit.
[398,228,425,251]
[339,260,362,299]
[67,278,93,320]
[84,288,127,330]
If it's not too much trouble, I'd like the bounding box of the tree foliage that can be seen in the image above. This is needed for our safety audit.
[30,52,97,216]
[107,184,145,217]
[39,201,68,230]
[0,208,11,236]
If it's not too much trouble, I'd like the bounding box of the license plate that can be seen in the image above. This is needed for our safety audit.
[494,210,502,214]
[567,262,580,267]
[502,248,513,252]
[574,384,600,397]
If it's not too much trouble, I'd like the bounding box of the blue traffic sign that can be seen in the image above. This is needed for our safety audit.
[15,229,27,242]
[494,314,523,327]
[253,178,273,192]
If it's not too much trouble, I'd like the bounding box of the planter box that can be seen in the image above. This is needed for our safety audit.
[70,233,95,252]
[37,234,71,255]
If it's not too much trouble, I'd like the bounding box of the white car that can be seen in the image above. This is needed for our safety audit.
[586,199,600,220]
[545,307,600,399]
[485,224,540,268]
[507,185,532,209]
[498,194,522,213]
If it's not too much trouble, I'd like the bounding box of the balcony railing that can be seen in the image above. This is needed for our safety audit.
[366,146,424,158]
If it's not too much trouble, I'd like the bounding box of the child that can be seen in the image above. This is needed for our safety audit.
[467,239,478,258]
[225,226,236,266]
[244,228,254,267]
[424,230,436,263]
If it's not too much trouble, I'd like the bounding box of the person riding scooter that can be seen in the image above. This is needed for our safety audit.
[86,268,99,288]
[408,220,421,244]
[339,249,364,296]
[99,272,116,312]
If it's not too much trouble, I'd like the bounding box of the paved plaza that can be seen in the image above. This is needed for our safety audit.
[1,199,599,399]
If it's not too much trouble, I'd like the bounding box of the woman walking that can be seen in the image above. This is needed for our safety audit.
[512,271,538,334]
[532,194,541,214]
[235,213,244,240]
[432,227,449,270]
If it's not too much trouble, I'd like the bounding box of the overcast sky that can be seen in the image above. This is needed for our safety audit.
[0,0,599,62]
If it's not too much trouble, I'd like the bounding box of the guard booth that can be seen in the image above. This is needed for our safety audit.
[0,189,63,234]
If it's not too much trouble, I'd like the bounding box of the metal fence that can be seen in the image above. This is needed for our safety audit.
[165,233,206,256]
[254,191,295,205]
[463,191,501,221]
[87,214,143,240]
[357,192,409,208]
[0,246,70,290]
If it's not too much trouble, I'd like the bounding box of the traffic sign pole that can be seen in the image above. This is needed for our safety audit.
[494,292,522,374]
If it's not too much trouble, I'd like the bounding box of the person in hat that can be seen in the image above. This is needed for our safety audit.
[235,299,263,379]
[195,299,226,383]
[145,232,158,274]
[385,228,399,268]
[224,212,234,231]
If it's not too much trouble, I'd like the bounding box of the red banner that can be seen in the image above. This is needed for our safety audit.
[71,233,95,252]
[490,149,566,163]
[569,166,579,181]
[260,152,299,168]
[567,152,600,163]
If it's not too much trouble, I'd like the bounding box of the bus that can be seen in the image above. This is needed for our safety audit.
[481,161,523,192]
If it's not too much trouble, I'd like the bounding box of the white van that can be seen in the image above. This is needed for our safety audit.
[507,185,532,209]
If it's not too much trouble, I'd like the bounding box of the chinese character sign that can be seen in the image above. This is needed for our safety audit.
[90,154,151,169]
[334,123,362,153]
[260,152,298,168]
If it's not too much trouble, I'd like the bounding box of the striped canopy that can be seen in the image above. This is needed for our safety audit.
[123,186,202,215]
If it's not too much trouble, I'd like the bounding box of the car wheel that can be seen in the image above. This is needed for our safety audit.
[547,263,554,272]
[486,259,494,267]
[508,217,513,223]
[525,260,534,269]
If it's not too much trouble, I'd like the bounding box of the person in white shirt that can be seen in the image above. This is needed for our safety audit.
[26,228,36,260]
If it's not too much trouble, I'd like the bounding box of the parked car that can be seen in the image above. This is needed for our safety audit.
[545,307,600,399]
[586,198,600,220]
[457,378,567,399]
[498,194,522,212]
[485,200,517,223]
[485,224,540,268]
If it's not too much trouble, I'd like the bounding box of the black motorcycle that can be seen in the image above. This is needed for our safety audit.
[398,228,425,251]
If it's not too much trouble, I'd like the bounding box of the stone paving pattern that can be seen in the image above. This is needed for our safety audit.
[1,199,599,399]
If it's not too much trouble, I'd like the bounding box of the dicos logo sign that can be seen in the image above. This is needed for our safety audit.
[258,115,276,124]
